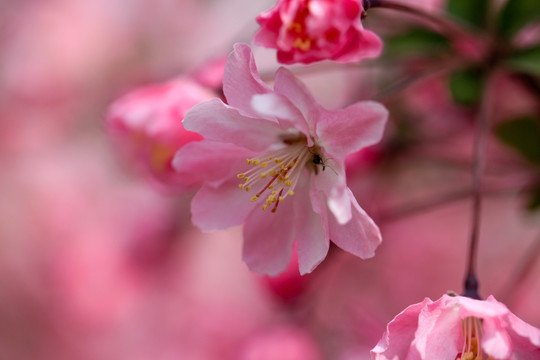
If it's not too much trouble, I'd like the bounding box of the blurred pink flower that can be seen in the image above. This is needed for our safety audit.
[261,245,310,303]
[253,0,382,64]
[237,325,323,360]
[107,77,214,188]
[371,294,540,360]
[173,43,387,275]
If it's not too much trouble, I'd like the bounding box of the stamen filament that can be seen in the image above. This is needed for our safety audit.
[236,141,312,213]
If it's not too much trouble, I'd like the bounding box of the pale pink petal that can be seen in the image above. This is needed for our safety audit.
[292,179,329,275]
[273,67,322,129]
[223,43,271,114]
[251,93,311,139]
[412,299,462,359]
[183,98,282,152]
[310,160,351,224]
[456,295,509,319]
[242,198,296,276]
[191,178,256,231]
[316,101,388,158]
[501,297,540,349]
[482,317,513,359]
[327,189,381,259]
[172,140,255,183]
[309,177,331,238]
[371,298,432,360]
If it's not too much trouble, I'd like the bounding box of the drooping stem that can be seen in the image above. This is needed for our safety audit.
[462,76,492,300]
[362,0,466,38]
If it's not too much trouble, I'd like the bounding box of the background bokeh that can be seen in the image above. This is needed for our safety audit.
[1,1,539,359]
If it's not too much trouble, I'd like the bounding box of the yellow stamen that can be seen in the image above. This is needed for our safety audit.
[293,37,311,51]
[235,138,317,214]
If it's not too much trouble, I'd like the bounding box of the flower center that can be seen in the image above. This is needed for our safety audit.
[287,1,314,52]
[456,317,494,360]
[236,137,324,213]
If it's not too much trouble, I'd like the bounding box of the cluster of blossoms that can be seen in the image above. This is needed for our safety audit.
[106,0,540,358]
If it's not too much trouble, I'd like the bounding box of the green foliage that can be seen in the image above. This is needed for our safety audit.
[495,116,540,165]
[497,0,540,39]
[527,186,540,211]
[447,0,490,28]
[384,28,450,58]
[449,68,485,106]
[504,45,540,76]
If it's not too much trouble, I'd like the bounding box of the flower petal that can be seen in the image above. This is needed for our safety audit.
[293,179,329,275]
[371,298,432,360]
[310,160,351,224]
[223,43,272,115]
[273,67,322,130]
[456,295,509,319]
[327,188,381,259]
[482,317,512,359]
[316,101,388,159]
[183,98,282,152]
[251,92,311,139]
[242,197,296,276]
[191,177,256,231]
[172,140,255,183]
[330,27,383,62]
[505,310,540,349]
[412,298,462,359]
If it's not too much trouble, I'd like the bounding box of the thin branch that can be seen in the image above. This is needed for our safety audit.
[363,0,467,38]
[462,73,493,299]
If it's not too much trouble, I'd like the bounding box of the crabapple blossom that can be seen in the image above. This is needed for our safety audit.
[107,77,214,188]
[254,0,382,64]
[371,294,540,360]
[173,43,388,275]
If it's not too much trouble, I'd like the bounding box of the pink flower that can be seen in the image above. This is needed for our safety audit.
[253,0,382,64]
[173,43,387,275]
[371,294,540,360]
[107,78,214,188]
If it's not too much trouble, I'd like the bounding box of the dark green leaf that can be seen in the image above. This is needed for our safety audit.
[447,0,489,28]
[449,68,485,106]
[383,28,450,58]
[504,45,540,76]
[495,116,540,165]
[527,186,540,211]
[497,0,540,39]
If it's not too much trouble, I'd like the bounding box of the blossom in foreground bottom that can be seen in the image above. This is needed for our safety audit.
[173,43,388,275]
[371,294,540,360]
[254,0,382,64]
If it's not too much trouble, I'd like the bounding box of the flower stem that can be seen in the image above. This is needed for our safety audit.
[362,0,464,38]
[462,75,493,300]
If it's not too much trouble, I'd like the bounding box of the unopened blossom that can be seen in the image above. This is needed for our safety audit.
[371,294,540,360]
[107,78,214,188]
[253,0,382,64]
[173,43,387,275]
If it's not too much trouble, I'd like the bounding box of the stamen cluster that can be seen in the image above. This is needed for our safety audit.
[237,142,311,212]
[457,317,494,360]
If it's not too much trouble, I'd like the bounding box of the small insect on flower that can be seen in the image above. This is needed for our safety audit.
[308,145,338,175]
